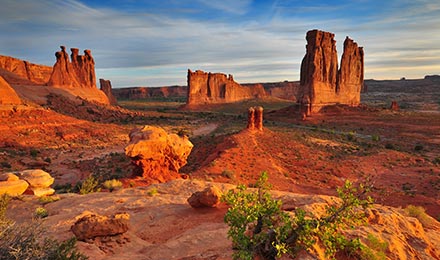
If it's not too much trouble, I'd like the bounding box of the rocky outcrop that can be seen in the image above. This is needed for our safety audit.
[71,211,130,241]
[112,86,187,100]
[247,106,264,131]
[188,186,222,208]
[299,29,364,116]
[390,101,399,111]
[186,69,266,105]
[0,173,29,196]
[0,55,52,85]
[99,79,118,105]
[47,46,110,104]
[0,76,22,105]
[16,169,55,197]
[124,126,193,183]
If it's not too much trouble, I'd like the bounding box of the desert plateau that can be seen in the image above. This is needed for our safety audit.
[0,1,439,260]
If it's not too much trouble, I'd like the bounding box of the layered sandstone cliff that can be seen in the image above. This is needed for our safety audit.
[0,55,52,85]
[99,79,118,105]
[0,76,21,105]
[112,85,187,100]
[299,30,364,115]
[186,69,266,105]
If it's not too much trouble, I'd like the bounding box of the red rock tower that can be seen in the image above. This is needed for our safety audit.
[299,30,364,116]
[247,106,263,131]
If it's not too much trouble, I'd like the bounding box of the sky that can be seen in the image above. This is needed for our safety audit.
[1,0,439,88]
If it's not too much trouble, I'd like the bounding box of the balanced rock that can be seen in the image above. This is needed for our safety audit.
[16,169,55,197]
[188,186,223,208]
[0,76,22,105]
[71,211,130,241]
[186,69,266,105]
[299,29,363,116]
[0,172,29,196]
[125,125,193,182]
[99,78,118,105]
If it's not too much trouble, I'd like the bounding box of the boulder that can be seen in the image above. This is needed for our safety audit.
[0,76,22,105]
[16,169,55,197]
[71,211,130,241]
[124,125,193,182]
[186,69,266,105]
[99,78,118,105]
[0,173,29,196]
[299,29,363,116]
[188,186,223,208]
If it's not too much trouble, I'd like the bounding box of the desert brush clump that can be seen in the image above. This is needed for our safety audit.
[222,172,374,260]
[78,175,100,195]
[0,194,88,260]
[102,179,123,192]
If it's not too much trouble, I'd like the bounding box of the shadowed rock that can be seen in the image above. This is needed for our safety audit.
[71,211,130,241]
[99,78,118,105]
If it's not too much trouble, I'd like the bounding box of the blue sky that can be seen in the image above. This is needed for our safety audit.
[1,0,439,88]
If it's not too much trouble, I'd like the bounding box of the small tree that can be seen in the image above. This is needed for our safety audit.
[222,172,373,259]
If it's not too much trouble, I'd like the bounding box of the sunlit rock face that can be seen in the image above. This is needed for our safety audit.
[125,125,193,183]
[299,29,363,116]
[47,46,110,104]
[186,69,266,105]
[0,76,22,105]
[99,78,118,105]
[0,55,52,85]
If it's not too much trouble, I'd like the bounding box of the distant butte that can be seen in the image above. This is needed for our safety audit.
[186,69,266,105]
[299,29,364,116]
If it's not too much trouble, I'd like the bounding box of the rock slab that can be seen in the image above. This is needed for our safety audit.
[71,211,130,241]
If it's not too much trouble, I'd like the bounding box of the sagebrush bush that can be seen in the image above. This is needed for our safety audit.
[102,179,123,191]
[78,175,100,195]
[0,194,88,260]
[404,205,436,228]
[222,172,373,260]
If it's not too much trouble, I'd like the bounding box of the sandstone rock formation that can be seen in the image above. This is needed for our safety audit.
[112,86,187,100]
[0,76,22,105]
[390,101,399,111]
[186,69,266,105]
[47,46,110,104]
[71,211,130,241]
[299,29,364,116]
[0,55,52,85]
[188,186,222,208]
[99,79,118,105]
[124,125,193,183]
[247,106,264,131]
[16,169,55,197]
[0,173,29,196]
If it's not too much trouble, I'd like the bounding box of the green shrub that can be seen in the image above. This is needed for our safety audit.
[222,172,373,259]
[147,187,158,197]
[29,149,39,158]
[0,161,11,168]
[371,135,381,142]
[78,175,100,195]
[38,195,61,205]
[102,179,123,192]
[0,195,88,259]
[34,207,48,219]
[404,205,436,228]
[414,144,424,151]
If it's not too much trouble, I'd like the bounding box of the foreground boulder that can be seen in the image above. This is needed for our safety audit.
[124,125,193,183]
[0,173,29,196]
[16,169,55,197]
[188,186,223,208]
[71,211,130,241]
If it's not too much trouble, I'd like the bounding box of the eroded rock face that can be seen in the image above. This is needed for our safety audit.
[187,69,266,105]
[99,79,118,105]
[0,76,22,105]
[0,55,52,85]
[188,186,222,208]
[299,30,364,116]
[71,211,130,241]
[124,126,193,183]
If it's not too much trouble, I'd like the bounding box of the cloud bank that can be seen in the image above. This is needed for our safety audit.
[0,0,439,87]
